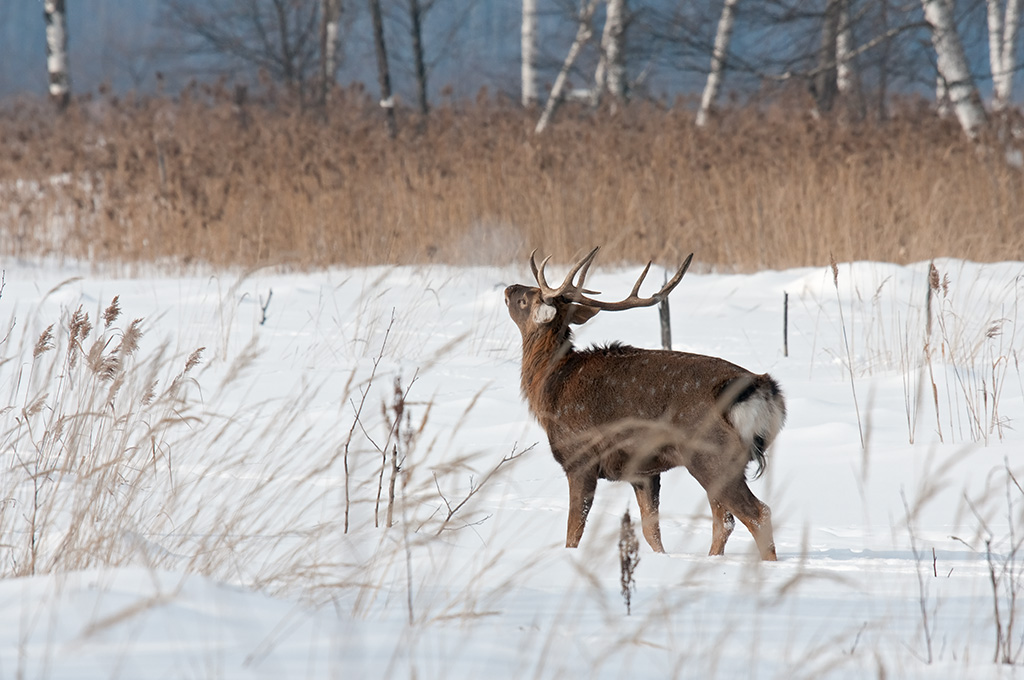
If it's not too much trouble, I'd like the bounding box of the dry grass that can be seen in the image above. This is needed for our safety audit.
[0,290,523,608]
[1,86,1022,270]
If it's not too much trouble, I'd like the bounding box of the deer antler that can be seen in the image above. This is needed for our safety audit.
[531,248,693,311]
[530,247,600,301]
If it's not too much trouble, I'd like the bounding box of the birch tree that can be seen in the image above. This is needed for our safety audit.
[987,0,1022,110]
[812,0,842,115]
[522,0,539,106]
[368,0,397,137]
[536,0,599,133]
[595,0,628,105]
[319,0,342,109]
[696,0,739,127]
[921,0,986,137]
[44,0,70,110]
[836,0,855,95]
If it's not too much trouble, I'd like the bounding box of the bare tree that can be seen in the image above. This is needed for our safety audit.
[696,0,739,127]
[536,0,600,133]
[44,0,70,110]
[160,0,322,98]
[812,0,843,115]
[369,0,398,136]
[836,0,855,95]
[987,0,1022,110]
[407,0,429,116]
[319,0,343,108]
[522,0,540,106]
[595,0,628,104]
[921,0,987,137]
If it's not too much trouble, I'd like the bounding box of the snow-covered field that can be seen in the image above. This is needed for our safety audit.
[1,256,1023,678]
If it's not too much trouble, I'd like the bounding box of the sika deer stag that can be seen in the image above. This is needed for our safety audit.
[504,248,785,560]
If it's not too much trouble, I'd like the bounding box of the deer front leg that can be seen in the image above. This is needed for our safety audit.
[632,474,665,553]
[565,470,598,548]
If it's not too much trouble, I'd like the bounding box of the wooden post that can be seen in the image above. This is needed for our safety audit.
[783,291,789,357]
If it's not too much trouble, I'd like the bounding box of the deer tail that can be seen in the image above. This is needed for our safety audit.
[721,374,786,479]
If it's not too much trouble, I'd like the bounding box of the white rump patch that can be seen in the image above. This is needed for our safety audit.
[728,393,784,448]
[532,304,557,325]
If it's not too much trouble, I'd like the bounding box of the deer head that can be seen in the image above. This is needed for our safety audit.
[504,246,693,339]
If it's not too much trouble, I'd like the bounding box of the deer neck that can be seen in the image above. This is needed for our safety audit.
[520,322,575,417]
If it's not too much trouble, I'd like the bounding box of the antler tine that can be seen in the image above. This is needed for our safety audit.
[531,247,601,301]
[529,249,551,289]
[628,261,653,298]
[572,247,600,290]
[573,252,694,311]
[660,252,694,296]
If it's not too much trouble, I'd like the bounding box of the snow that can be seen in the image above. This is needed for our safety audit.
[1,257,1023,678]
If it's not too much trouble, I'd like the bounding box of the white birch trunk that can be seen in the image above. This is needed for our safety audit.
[989,0,1022,109]
[921,0,987,137]
[536,0,599,134]
[999,0,1022,106]
[596,0,627,103]
[323,0,341,79]
[836,0,854,94]
[813,0,841,114]
[319,0,342,108]
[522,0,539,107]
[44,0,70,109]
[988,0,1005,91]
[696,0,739,127]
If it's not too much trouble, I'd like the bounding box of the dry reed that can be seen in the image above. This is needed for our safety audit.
[1,86,1022,270]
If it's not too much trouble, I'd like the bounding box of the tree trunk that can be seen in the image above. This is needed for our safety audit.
[522,0,539,107]
[813,0,841,115]
[272,0,298,89]
[43,0,70,110]
[876,0,891,121]
[696,0,739,127]
[319,0,342,110]
[989,0,1022,110]
[999,0,1022,107]
[836,0,854,95]
[368,0,397,137]
[988,0,1005,102]
[921,0,986,137]
[835,0,867,120]
[595,0,627,105]
[408,0,429,116]
[536,0,599,134]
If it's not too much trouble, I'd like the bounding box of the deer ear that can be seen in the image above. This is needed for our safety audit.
[568,304,600,325]
[532,303,557,325]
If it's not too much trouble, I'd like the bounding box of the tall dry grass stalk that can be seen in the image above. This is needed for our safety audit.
[0,293,527,615]
[1,88,1022,270]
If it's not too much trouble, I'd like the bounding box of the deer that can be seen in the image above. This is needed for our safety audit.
[504,247,785,561]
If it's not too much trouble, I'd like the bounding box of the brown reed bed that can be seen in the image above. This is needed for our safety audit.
[1,84,1022,270]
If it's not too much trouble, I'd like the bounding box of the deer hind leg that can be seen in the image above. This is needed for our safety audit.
[565,470,598,548]
[708,496,735,556]
[631,474,665,553]
[718,478,776,561]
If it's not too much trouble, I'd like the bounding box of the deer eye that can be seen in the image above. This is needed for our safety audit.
[518,298,527,308]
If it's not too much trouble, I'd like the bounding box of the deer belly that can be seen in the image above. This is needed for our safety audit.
[551,418,684,480]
